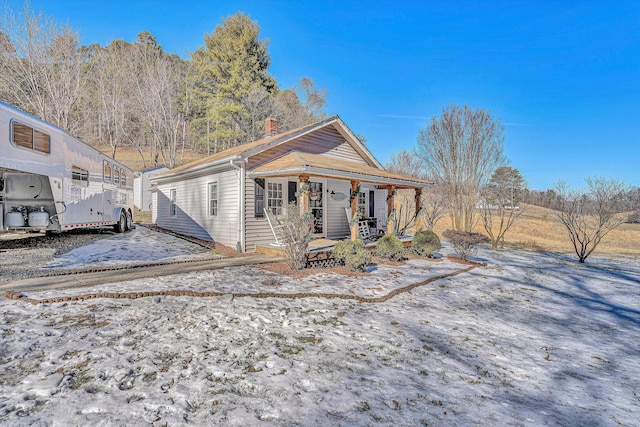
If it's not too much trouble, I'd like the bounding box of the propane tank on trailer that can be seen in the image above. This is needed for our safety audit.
[28,207,50,228]
[5,207,26,227]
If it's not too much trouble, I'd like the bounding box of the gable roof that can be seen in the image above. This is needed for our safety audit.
[249,151,432,188]
[158,115,381,179]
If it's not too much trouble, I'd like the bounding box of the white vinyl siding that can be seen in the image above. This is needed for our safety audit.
[155,169,239,246]
[245,177,298,251]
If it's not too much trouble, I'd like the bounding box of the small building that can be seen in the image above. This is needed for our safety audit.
[134,165,168,212]
[151,116,431,253]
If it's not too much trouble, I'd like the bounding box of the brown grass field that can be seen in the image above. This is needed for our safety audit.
[431,204,640,257]
[104,146,639,258]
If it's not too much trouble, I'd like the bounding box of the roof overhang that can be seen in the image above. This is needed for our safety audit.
[247,166,433,189]
[151,155,242,183]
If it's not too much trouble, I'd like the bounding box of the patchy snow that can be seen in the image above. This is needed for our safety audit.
[43,226,211,270]
[1,239,639,426]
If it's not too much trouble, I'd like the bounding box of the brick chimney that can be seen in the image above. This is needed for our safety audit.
[264,118,278,137]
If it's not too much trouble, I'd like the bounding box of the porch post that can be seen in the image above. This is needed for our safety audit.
[415,188,422,231]
[387,185,396,234]
[350,180,360,241]
[299,175,309,214]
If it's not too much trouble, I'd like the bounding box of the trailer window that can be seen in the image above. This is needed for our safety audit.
[103,161,112,183]
[11,121,50,154]
[114,168,120,185]
[169,189,177,217]
[72,166,89,187]
[208,182,218,217]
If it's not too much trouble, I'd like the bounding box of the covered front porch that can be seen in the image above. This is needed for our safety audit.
[249,151,432,253]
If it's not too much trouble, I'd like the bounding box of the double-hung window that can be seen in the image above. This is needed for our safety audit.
[208,182,218,217]
[169,189,177,217]
[267,182,283,215]
[358,192,367,217]
[254,178,265,218]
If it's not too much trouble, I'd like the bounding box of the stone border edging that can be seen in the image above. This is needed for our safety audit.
[3,263,484,305]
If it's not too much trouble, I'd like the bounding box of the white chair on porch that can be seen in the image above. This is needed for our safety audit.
[344,208,373,241]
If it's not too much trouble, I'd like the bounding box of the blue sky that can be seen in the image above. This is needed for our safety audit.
[6,0,639,190]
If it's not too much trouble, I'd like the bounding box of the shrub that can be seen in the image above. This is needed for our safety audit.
[332,239,371,271]
[412,230,441,258]
[442,230,489,261]
[627,210,640,224]
[375,233,404,261]
[274,203,314,270]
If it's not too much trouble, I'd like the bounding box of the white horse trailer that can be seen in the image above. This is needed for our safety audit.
[0,101,134,233]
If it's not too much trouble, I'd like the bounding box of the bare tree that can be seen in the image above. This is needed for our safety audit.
[0,3,89,134]
[417,105,506,232]
[89,41,138,159]
[132,34,186,168]
[386,148,426,179]
[554,177,630,263]
[421,181,448,230]
[479,166,528,249]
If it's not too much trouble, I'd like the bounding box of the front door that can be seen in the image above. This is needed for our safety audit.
[309,181,324,237]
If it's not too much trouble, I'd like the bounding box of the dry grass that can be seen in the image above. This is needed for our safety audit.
[430,204,640,257]
[95,145,203,172]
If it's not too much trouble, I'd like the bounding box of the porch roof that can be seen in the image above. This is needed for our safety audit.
[247,151,433,189]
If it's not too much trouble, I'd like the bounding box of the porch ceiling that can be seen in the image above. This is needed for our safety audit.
[247,152,433,189]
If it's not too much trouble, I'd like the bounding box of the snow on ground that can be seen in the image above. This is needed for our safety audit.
[1,234,639,426]
[43,226,212,270]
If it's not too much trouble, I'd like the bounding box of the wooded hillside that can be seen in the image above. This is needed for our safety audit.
[0,6,327,170]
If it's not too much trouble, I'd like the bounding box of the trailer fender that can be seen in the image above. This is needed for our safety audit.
[112,207,126,222]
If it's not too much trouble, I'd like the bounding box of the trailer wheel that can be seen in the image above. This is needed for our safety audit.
[125,210,133,232]
[114,211,126,233]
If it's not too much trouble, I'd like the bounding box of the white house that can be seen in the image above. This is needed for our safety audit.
[134,165,169,212]
[151,115,431,253]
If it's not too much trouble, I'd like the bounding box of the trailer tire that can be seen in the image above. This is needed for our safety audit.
[125,210,133,232]
[114,211,126,233]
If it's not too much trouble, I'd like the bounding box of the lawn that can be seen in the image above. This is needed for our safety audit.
[1,230,638,426]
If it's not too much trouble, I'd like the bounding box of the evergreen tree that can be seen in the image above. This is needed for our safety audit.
[192,12,275,150]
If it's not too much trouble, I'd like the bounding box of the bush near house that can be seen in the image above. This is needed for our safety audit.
[375,233,405,261]
[412,230,441,258]
[333,239,372,271]
[442,230,490,261]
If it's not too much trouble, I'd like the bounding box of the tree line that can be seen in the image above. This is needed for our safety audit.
[386,104,638,263]
[0,5,327,168]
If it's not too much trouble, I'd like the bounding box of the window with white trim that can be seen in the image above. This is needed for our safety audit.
[267,182,283,215]
[169,189,177,217]
[208,182,218,217]
[358,192,367,217]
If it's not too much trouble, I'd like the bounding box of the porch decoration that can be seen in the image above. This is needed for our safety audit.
[349,184,361,203]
